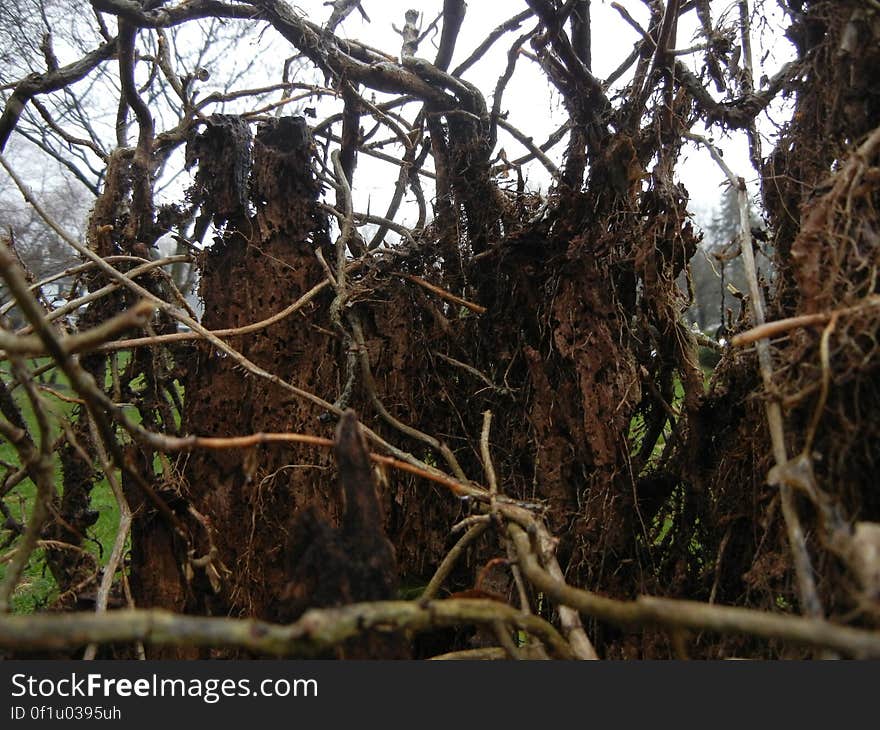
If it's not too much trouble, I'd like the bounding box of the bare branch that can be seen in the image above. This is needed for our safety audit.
[509,527,880,658]
[0,599,574,658]
[0,38,118,151]
[0,300,154,358]
[435,0,466,72]
[325,0,370,33]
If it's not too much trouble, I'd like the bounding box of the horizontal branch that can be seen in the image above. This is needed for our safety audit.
[90,0,256,28]
[0,301,154,359]
[675,59,798,129]
[731,293,880,346]
[0,255,169,318]
[0,39,118,151]
[246,1,455,106]
[0,599,573,658]
[509,526,880,658]
[398,273,487,314]
[96,267,340,352]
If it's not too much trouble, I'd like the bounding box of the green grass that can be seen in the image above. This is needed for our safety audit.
[629,360,716,475]
[0,358,122,613]
[629,358,717,557]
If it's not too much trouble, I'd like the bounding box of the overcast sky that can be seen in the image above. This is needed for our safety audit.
[270,0,795,229]
[2,1,796,247]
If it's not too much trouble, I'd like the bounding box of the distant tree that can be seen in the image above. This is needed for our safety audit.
[686,184,769,335]
[0,168,85,316]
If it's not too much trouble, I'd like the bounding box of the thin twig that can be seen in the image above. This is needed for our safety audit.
[731,296,880,346]
[480,410,499,496]
[802,314,838,457]
[422,522,489,601]
[0,268,67,612]
[397,272,487,315]
[15,256,189,334]
[0,255,174,318]
[82,415,132,661]
[0,301,154,359]
[684,131,824,621]
[509,526,880,658]
[509,524,599,660]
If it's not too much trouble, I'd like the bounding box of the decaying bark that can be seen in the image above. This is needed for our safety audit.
[281,410,406,657]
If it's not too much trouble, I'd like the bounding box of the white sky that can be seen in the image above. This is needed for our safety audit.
[264,0,795,231]
[3,1,796,245]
